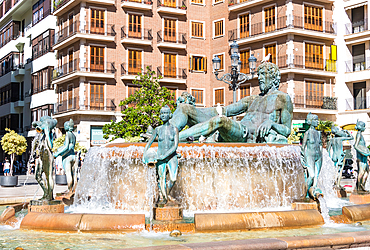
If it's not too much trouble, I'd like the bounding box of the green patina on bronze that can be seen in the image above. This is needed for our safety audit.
[354,120,370,193]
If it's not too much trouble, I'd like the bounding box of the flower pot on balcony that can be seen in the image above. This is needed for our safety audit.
[55,174,67,185]
[1,176,18,187]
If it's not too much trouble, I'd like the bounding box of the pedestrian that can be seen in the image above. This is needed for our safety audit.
[3,158,10,176]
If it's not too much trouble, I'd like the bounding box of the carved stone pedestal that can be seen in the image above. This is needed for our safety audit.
[291,198,319,211]
[350,192,370,204]
[153,206,183,221]
[28,200,64,213]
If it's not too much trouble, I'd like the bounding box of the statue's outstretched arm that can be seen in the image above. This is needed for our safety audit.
[158,126,179,161]
[143,128,158,155]
[223,96,253,117]
[54,133,71,158]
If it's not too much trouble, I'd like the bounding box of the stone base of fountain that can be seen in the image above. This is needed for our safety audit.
[291,198,319,211]
[334,187,347,198]
[28,200,64,213]
[147,217,195,232]
[153,206,183,221]
[349,192,370,204]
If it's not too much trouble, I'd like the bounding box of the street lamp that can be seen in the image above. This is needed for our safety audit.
[212,41,257,104]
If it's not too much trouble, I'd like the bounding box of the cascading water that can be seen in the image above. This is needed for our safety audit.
[70,144,306,214]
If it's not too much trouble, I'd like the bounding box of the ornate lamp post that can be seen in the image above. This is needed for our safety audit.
[212,41,257,104]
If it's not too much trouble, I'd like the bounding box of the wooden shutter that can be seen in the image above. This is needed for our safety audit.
[240,50,250,73]
[240,85,250,99]
[265,44,276,64]
[68,85,73,107]
[304,5,322,31]
[164,18,176,42]
[265,6,275,32]
[128,50,142,75]
[91,9,105,34]
[68,50,73,72]
[91,46,104,72]
[164,0,176,7]
[192,89,203,104]
[215,89,224,105]
[305,43,323,70]
[129,14,141,39]
[69,13,73,34]
[214,20,224,37]
[191,22,203,38]
[239,13,249,38]
[91,84,104,109]
[164,53,176,78]
[305,81,323,108]
[189,55,193,70]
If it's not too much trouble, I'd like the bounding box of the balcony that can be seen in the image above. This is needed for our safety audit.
[53,21,116,50]
[229,15,336,45]
[54,97,117,116]
[345,97,370,111]
[121,63,152,80]
[121,27,153,46]
[293,95,337,114]
[52,59,116,85]
[53,0,115,16]
[157,66,186,84]
[344,19,370,45]
[157,0,186,15]
[31,84,53,95]
[344,58,370,83]
[121,0,153,10]
[157,31,186,49]
[228,0,333,12]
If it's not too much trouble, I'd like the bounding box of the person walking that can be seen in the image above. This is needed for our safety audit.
[3,158,10,176]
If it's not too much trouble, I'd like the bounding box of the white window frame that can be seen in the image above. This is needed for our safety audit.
[190,20,205,39]
[213,18,225,39]
[191,0,205,6]
[303,78,326,108]
[237,11,250,39]
[88,6,108,35]
[126,11,144,39]
[67,83,74,109]
[213,87,225,106]
[88,43,107,73]
[212,0,224,6]
[162,16,178,43]
[302,2,325,32]
[263,41,277,63]
[190,87,205,106]
[303,40,326,69]
[262,3,277,33]
[162,51,178,78]
[190,53,207,73]
[126,47,144,75]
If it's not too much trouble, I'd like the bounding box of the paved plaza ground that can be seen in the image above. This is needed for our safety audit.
[0,174,67,205]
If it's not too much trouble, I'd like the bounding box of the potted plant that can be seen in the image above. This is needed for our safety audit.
[0,129,27,187]
[180,4,186,9]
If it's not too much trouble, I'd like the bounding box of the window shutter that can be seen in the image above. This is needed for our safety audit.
[203,57,207,72]
[189,55,193,70]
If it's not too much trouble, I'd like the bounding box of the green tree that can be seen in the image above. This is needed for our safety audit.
[103,67,175,140]
[1,128,27,176]
[316,119,335,148]
[52,135,87,153]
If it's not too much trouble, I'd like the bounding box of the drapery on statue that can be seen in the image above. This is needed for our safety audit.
[354,120,370,193]
[327,125,353,189]
[54,119,78,196]
[143,105,180,205]
[170,62,293,143]
[30,116,57,201]
[301,113,323,200]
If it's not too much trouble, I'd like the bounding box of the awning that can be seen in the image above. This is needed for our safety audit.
[345,1,367,10]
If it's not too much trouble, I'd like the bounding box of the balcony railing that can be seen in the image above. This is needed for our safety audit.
[90,98,116,111]
[52,59,116,80]
[121,26,153,40]
[157,31,187,44]
[121,0,153,5]
[157,0,186,9]
[53,21,116,45]
[346,97,370,110]
[55,97,79,114]
[229,15,335,41]
[32,84,53,95]
[55,97,117,114]
[121,63,152,76]
[33,48,53,61]
[287,55,337,72]
[32,7,51,26]
[345,58,370,72]
[157,66,187,79]
[294,95,337,110]
[345,18,369,35]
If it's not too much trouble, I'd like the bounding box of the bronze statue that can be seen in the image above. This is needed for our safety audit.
[143,105,180,205]
[301,113,323,200]
[30,116,57,201]
[170,62,293,143]
[54,119,78,196]
[354,120,370,192]
[327,125,353,189]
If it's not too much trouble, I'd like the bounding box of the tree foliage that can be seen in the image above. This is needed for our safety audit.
[52,135,87,153]
[316,119,336,148]
[1,128,27,175]
[103,67,176,140]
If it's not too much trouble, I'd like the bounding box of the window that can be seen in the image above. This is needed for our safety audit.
[164,18,176,42]
[68,85,73,107]
[69,13,74,34]
[189,55,207,72]
[32,0,47,25]
[305,80,323,108]
[163,0,176,8]
[68,50,74,72]
[0,3,3,19]
[191,21,204,38]
[305,43,323,70]
[240,85,250,99]
[128,14,142,39]
[128,50,142,75]
[168,88,177,100]
[90,84,104,109]
[31,67,53,94]
[214,0,223,3]
[214,88,224,105]
[265,44,276,64]
[192,89,204,105]
[304,5,323,32]
[164,53,176,78]
[214,54,224,71]
[191,0,203,4]
[90,46,104,72]
[240,50,250,74]
[214,19,224,37]
[264,6,275,32]
[91,9,105,34]
[128,86,140,97]
[239,13,249,39]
